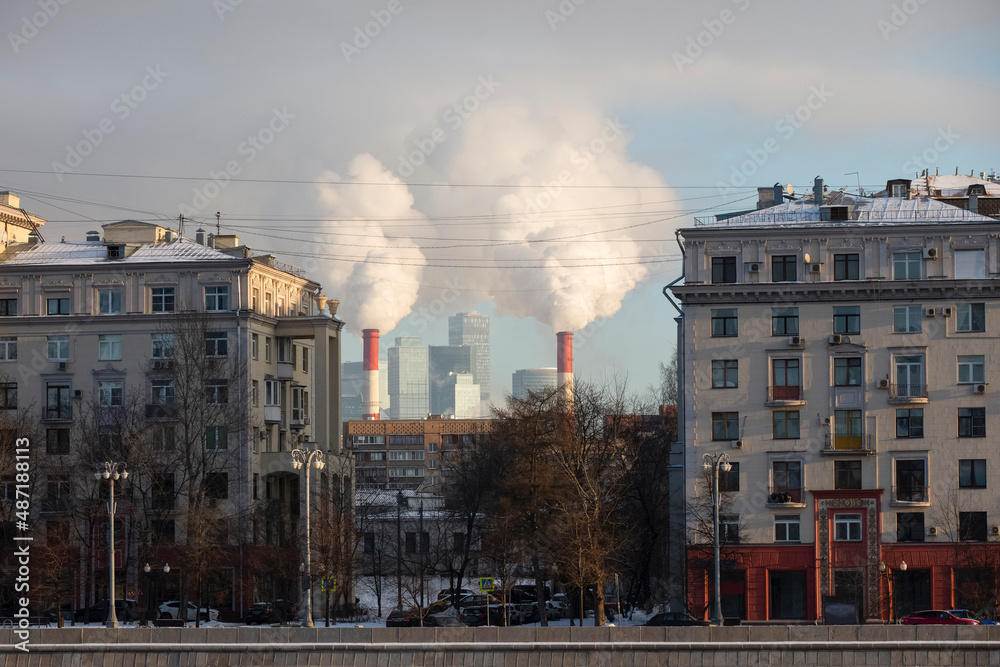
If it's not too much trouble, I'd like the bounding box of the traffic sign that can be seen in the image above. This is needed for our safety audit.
[321,578,336,592]
[479,576,494,592]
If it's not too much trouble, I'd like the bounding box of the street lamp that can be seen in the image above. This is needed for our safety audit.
[702,452,732,627]
[879,559,907,623]
[143,562,170,625]
[396,490,406,611]
[291,444,325,628]
[94,461,127,628]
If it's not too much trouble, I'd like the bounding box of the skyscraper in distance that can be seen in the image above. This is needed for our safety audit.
[512,368,558,400]
[388,336,429,419]
[448,311,490,401]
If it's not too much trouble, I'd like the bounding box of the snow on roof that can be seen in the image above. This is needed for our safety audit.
[696,193,996,228]
[0,238,238,266]
[908,174,1000,197]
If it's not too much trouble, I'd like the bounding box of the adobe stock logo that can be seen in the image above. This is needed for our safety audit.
[8,0,73,53]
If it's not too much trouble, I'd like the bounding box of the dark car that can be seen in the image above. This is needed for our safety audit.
[423,613,466,627]
[902,610,979,625]
[386,609,418,627]
[74,599,136,624]
[460,604,513,627]
[245,602,274,625]
[645,612,711,627]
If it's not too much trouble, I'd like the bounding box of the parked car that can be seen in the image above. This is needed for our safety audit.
[545,600,568,620]
[461,604,520,627]
[74,599,136,624]
[902,610,979,625]
[386,609,418,627]
[437,588,475,601]
[423,613,466,627]
[158,600,219,622]
[949,609,997,625]
[645,612,711,627]
[245,602,275,625]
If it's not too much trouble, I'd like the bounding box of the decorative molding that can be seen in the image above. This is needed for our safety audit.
[816,497,880,616]
[146,274,179,285]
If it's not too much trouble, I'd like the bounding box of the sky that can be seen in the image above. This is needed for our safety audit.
[2,0,999,407]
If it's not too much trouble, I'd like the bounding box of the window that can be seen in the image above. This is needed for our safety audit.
[47,297,69,315]
[252,380,259,407]
[363,532,375,554]
[894,355,924,397]
[369,452,384,461]
[264,380,280,406]
[252,288,260,311]
[769,571,806,620]
[0,298,17,316]
[957,303,985,332]
[893,305,922,333]
[152,334,175,359]
[152,473,175,511]
[302,348,309,373]
[264,337,272,363]
[959,459,986,489]
[772,359,800,400]
[834,254,859,281]
[958,407,986,437]
[46,428,70,454]
[151,287,175,313]
[151,380,175,405]
[772,255,797,282]
[712,257,737,284]
[772,461,802,503]
[205,426,228,450]
[954,249,985,279]
[205,332,228,357]
[834,513,862,541]
[388,434,425,445]
[47,336,69,361]
[897,512,924,542]
[835,460,862,490]
[775,516,800,542]
[958,355,985,384]
[834,410,862,450]
[895,459,926,502]
[893,252,921,280]
[0,337,15,361]
[151,519,175,545]
[265,292,273,315]
[712,360,738,388]
[711,309,738,337]
[834,358,861,386]
[152,424,175,451]
[45,383,71,419]
[98,289,122,315]
[720,515,739,543]
[205,286,229,311]
[99,380,123,407]
[206,380,228,405]
[205,472,229,499]
[773,411,800,439]
[45,475,71,512]
[959,512,988,541]
[291,387,305,422]
[712,412,739,441]
[0,383,17,410]
[833,306,860,334]
[251,334,259,359]
[713,461,737,492]
[98,335,122,361]
[771,308,799,335]
[895,409,923,438]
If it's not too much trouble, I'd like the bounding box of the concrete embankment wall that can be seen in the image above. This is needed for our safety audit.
[2,625,999,666]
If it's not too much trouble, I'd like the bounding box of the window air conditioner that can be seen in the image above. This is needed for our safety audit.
[828,334,843,345]
[922,247,938,259]
[975,383,987,394]
[749,263,760,272]
[788,336,802,347]
[927,526,937,536]
[73,389,82,398]
[822,417,832,426]
[810,263,822,273]
[992,525,999,535]
[942,307,953,317]
[924,307,936,317]
[733,440,743,449]
[878,379,889,389]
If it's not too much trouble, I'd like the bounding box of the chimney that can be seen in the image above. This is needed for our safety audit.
[557,331,574,404]
[196,228,205,245]
[813,177,824,205]
[86,230,101,242]
[970,194,979,214]
[362,329,380,420]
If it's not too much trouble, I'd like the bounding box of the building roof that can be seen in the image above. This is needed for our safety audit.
[0,238,239,266]
[899,174,1000,198]
[695,192,996,229]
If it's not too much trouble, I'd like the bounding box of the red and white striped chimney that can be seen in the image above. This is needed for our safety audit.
[556,331,574,404]
[362,329,380,420]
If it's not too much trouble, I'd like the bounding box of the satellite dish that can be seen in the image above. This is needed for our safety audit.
[786,184,793,195]
[803,253,812,264]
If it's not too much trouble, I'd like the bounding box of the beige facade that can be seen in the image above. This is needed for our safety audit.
[672,180,1000,621]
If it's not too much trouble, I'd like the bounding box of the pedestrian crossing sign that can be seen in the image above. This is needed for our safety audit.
[479,577,494,592]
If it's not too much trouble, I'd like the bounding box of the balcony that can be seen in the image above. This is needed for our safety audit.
[277,361,294,381]
[766,385,806,407]
[264,405,282,423]
[822,432,875,456]
[892,484,930,506]
[888,383,928,404]
[259,450,297,473]
[145,403,178,420]
[766,486,806,508]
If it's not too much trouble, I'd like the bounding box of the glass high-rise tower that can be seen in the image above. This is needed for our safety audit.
[448,312,490,401]
[388,336,429,419]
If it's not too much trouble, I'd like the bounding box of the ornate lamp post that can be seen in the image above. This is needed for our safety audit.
[396,490,406,611]
[879,559,907,623]
[94,461,127,628]
[143,562,170,625]
[291,444,325,628]
[702,452,732,627]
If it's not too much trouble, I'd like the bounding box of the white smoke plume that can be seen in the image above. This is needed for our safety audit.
[317,98,675,334]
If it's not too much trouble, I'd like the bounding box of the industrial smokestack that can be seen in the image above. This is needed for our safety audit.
[557,331,574,404]
[362,329,380,420]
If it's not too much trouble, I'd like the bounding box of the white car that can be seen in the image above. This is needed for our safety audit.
[545,600,568,620]
[158,600,219,622]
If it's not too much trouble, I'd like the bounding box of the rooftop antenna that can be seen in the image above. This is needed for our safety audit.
[845,171,863,196]
[215,211,221,236]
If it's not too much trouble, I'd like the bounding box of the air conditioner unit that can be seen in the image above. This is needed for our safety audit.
[303,417,311,425]
[922,247,938,259]
[942,307,953,317]
[924,307,936,317]
[749,263,760,272]
[822,417,832,426]
[788,335,802,347]
[878,378,889,389]
[810,263,822,273]
[927,526,937,536]
[58,361,67,371]
[733,440,743,449]
[73,389,82,398]
[992,525,999,535]
[828,334,843,345]
[975,383,987,394]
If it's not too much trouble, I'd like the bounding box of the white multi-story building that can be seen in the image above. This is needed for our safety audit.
[671,177,1000,623]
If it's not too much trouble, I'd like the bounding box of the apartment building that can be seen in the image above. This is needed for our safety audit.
[671,178,1000,623]
[0,216,351,615]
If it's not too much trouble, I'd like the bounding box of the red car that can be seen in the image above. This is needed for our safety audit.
[902,610,979,625]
